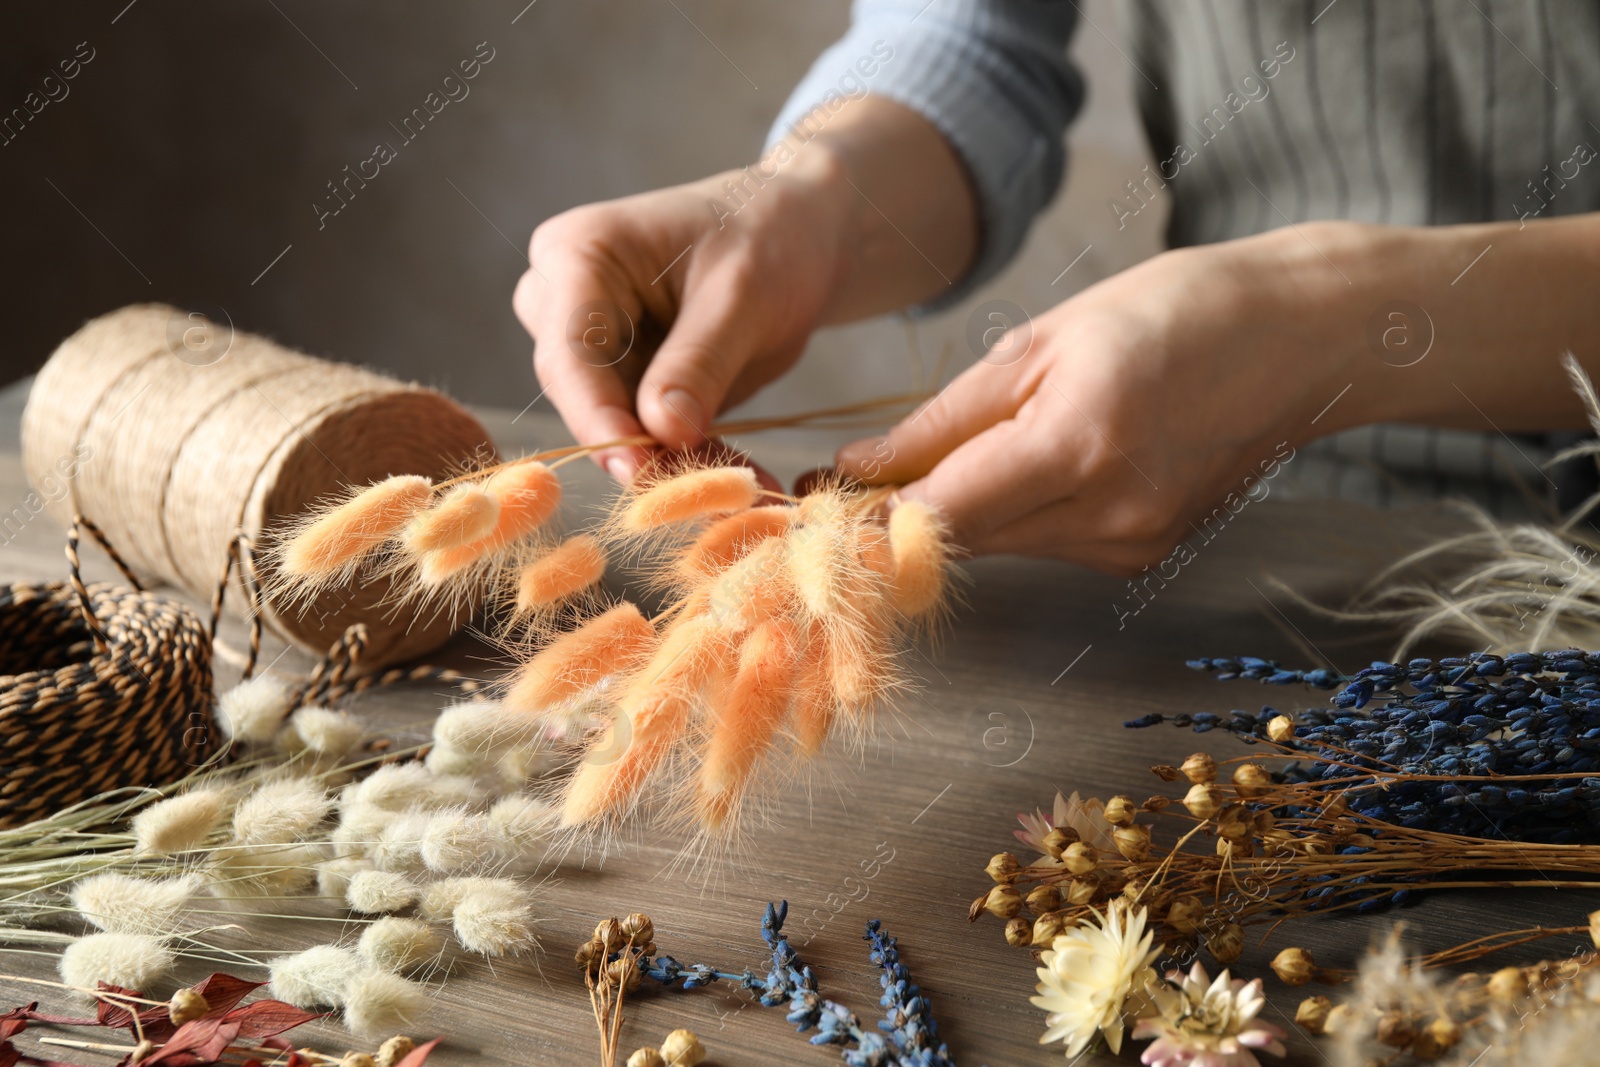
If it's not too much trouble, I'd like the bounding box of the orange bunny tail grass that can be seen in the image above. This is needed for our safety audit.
[887,500,954,624]
[616,465,761,536]
[668,504,797,591]
[790,623,836,758]
[559,615,729,828]
[515,535,606,615]
[693,620,796,833]
[504,601,656,715]
[275,474,434,598]
[410,462,567,599]
[702,536,793,633]
[404,484,500,554]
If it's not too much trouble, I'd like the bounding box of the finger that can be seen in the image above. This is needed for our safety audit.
[834,345,1043,484]
[893,392,1080,545]
[514,258,652,483]
[636,260,785,450]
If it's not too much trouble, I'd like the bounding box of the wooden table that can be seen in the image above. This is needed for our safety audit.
[1,378,1593,1066]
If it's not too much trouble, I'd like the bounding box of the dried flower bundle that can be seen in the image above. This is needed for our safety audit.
[578,902,956,1067]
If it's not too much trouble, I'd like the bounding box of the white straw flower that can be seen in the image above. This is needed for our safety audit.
[270,944,362,1008]
[292,705,364,757]
[452,882,536,956]
[317,856,372,898]
[1031,904,1159,1058]
[71,873,199,936]
[346,870,419,914]
[60,932,175,994]
[419,811,508,873]
[359,917,444,974]
[131,789,225,855]
[217,674,293,744]
[232,777,333,845]
[344,969,427,1039]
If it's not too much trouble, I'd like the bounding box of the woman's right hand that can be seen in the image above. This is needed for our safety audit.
[512,96,978,483]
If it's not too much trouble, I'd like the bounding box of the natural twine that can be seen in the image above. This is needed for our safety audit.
[21,304,496,668]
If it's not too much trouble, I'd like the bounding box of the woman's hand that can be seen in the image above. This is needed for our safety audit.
[836,225,1369,574]
[512,96,977,483]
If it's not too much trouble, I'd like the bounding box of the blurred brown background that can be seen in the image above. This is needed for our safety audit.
[0,0,1157,417]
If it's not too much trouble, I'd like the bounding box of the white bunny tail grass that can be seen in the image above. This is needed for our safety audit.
[451,881,537,957]
[418,811,509,874]
[346,870,420,914]
[291,705,364,758]
[345,969,429,1039]
[270,944,363,1008]
[232,777,334,846]
[317,856,372,898]
[416,876,521,922]
[60,932,175,994]
[217,674,294,745]
[1299,506,1600,657]
[132,789,226,855]
[71,873,200,936]
[359,916,445,974]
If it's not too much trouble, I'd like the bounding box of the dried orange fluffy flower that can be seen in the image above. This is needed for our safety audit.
[411,462,563,586]
[560,615,728,827]
[620,466,760,532]
[695,620,795,830]
[888,501,951,619]
[674,505,795,585]
[515,535,606,613]
[703,536,791,633]
[281,474,433,580]
[504,602,656,714]
[405,484,499,554]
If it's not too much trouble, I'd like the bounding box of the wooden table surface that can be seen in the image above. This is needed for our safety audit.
[2,378,1595,1067]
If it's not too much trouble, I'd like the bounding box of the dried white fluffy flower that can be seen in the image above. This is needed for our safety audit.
[345,764,477,812]
[71,873,199,936]
[487,795,551,842]
[432,701,538,755]
[269,944,361,1008]
[292,705,364,757]
[347,870,419,914]
[419,811,507,873]
[208,843,322,899]
[423,741,486,777]
[217,675,293,745]
[452,882,536,956]
[60,932,175,994]
[344,969,427,1039]
[370,812,431,873]
[131,790,225,855]
[359,917,444,973]
[232,778,333,846]
[332,802,392,859]
[316,856,372,898]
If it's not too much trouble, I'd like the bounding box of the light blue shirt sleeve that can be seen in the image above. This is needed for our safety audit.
[766,0,1083,311]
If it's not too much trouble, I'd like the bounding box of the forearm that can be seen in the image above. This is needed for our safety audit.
[773,95,978,322]
[1245,213,1600,440]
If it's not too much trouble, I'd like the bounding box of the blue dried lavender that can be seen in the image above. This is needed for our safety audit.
[629,902,960,1067]
[1131,650,1600,843]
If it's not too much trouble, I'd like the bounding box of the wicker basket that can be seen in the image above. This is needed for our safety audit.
[0,522,215,828]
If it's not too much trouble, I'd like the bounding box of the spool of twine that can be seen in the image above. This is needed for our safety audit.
[21,304,497,667]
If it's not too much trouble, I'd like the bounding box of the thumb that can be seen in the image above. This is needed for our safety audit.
[636,262,765,449]
[836,350,1041,484]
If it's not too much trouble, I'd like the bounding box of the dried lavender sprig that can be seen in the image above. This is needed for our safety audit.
[629,903,961,1067]
[1134,650,1600,843]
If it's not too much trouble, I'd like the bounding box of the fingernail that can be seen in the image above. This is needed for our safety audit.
[660,388,705,438]
[605,455,633,484]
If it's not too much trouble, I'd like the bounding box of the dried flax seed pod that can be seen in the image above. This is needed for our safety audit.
[559,615,728,826]
[504,602,655,713]
[695,619,796,830]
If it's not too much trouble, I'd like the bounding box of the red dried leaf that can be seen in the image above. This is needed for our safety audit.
[190,974,265,1018]
[0,1041,18,1067]
[394,1037,444,1066]
[143,1017,242,1064]
[0,1017,26,1039]
[223,1000,323,1040]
